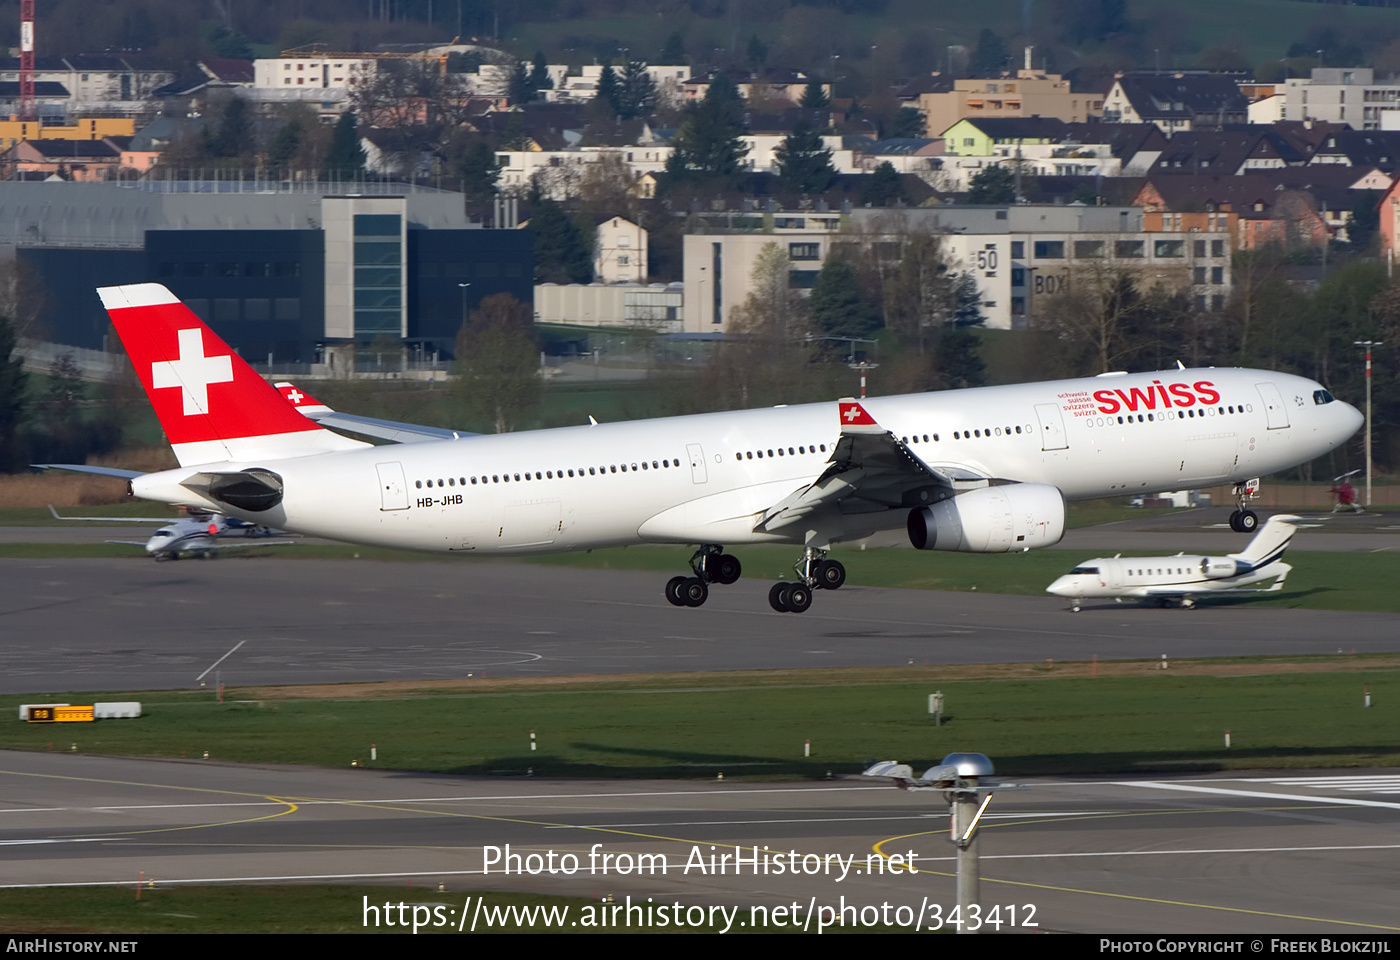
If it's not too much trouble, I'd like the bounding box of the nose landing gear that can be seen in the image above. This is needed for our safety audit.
[1228,478,1262,533]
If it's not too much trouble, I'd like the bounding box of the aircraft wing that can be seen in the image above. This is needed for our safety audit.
[34,464,143,480]
[755,400,985,534]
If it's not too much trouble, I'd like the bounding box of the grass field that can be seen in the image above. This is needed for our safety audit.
[4,660,1396,778]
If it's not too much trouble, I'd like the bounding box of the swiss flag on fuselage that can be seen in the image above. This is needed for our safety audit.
[99,284,322,446]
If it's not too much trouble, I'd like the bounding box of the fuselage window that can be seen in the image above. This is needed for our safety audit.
[757,450,764,458]
[610,465,617,473]
[820,444,827,452]
[415,480,423,488]
[470,477,478,485]
[589,467,595,475]
[448,478,455,486]
[621,464,628,472]
[974,430,981,438]
[778,448,785,456]
[933,433,940,441]
[736,453,743,461]
[747,451,754,459]
[492,475,499,483]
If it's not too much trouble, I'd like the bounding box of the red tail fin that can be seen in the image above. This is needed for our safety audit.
[99,284,364,466]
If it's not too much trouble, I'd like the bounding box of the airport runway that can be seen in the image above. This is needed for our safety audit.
[3,556,1399,695]
[3,751,1397,934]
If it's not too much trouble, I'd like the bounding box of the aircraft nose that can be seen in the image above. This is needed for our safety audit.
[1046,577,1071,596]
[1342,401,1365,438]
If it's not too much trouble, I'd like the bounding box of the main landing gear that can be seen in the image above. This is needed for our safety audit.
[1228,478,1262,533]
[664,544,742,608]
[769,547,846,614]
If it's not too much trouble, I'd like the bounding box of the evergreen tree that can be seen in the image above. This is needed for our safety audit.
[952,273,986,326]
[325,111,367,178]
[458,139,500,206]
[530,200,592,284]
[967,165,1016,204]
[0,314,25,472]
[860,161,905,206]
[508,60,534,104]
[774,120,837,195]
[267,120,301,176]
[596,64,622,115]
[746,34,768,66]
[799,80,829,110]
[529,51,554,95]
[206,96,251,158]
[891,106,926,138]
[619,61,656,119]
[664,72,748,187]
[810,257,879,339]
[939,327,986,389]
[971,28,1009,76]
[660,32,686,64]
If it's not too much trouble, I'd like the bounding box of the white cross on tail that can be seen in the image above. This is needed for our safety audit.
[151,328,234,416]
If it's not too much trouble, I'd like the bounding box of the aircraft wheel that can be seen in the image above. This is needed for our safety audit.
[769,582,791,612]
[167,552,180,561]
[680,577,709,607]
[714,553,742,585]
[784,583,813,613]
[1071,603,1081,613]
[1238,510,1258,533]
[1227,510,1242,532]
[815,559,846,590]
[665,575,688,607]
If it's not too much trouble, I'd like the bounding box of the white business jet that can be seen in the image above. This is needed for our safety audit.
[45,504,293,560]
[95,283,1362,614]
[1046,513,1301,611]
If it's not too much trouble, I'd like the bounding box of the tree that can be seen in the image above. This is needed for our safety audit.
[891,106,926,139]
[883,231,955,355]
[576,151,644,221]
[619,61,657,119]
[0,314,25,472]
[952,272,986,326]
[659,32,686,64]
[860,161,905,207]
[596,64,622,115]
[662,73,749,188]
[454,293,541,434]
[529,52,554,95]
[967,165,1016,204]
[205,96,251,159]
[970,28,1008,76]
[325,111,367,178]
[458,138,500,207]
[810,256,879,340]
[746,34,769,67]
[530,200,592,283]
[774,120,837,195]
[799,79,829,110]
[267,119,301,177]
[508,60,534,104]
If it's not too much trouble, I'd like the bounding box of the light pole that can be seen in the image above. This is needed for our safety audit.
[1354,340,1381,506]
[458,282,471,328]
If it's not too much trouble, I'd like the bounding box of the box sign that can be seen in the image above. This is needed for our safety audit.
[26,705,95,723]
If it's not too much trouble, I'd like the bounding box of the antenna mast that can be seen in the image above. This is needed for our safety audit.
[19,0,36,122]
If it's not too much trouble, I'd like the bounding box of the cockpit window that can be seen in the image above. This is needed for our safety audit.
[1313,389,1335,405]
[153,530,173,538]
[1069,566,1100,575]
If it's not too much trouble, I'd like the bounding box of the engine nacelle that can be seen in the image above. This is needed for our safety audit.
[1201,557,1242,579]
[907,483,1065,553]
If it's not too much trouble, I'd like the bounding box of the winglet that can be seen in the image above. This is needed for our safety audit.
[837,398,883,435]
[274,382,335,418]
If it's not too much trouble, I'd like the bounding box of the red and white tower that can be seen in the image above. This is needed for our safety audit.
[19,0,36,122]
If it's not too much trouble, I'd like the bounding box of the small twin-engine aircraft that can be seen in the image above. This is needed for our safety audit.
[46,504,293,560]
[1045,513,1301,611]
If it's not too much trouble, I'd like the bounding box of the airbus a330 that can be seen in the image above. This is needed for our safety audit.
[95,283,1362,613]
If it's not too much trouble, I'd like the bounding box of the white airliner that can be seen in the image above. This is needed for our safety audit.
[1046,513,1301,611]
[95,283,1362,614]
[46,504,293,560]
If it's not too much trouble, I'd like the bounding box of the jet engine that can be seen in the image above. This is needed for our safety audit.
[1200,557,1243,579]
[907,483,1065,553]
[204,469,284,512]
